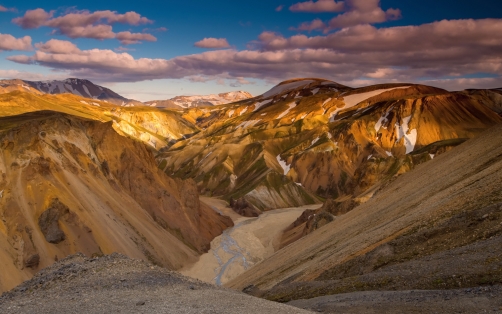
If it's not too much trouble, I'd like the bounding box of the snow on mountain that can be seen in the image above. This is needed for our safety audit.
[262,80,315,99]
[145,91,253,109]
[0,78,144,107]
[329,86,410,122]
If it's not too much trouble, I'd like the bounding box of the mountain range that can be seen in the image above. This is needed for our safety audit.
[145,91,253,109]
[0,76,501,312]
[159,78,502,213]
[0,78,253,109]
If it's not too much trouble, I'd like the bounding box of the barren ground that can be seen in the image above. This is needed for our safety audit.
[181,198,321,285]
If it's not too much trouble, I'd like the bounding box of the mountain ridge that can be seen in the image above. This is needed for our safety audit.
[159,78,502,213]
[145,90,253,109]
[0,78,253,109]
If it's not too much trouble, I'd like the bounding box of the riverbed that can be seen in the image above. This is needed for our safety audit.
[180,197,321,286]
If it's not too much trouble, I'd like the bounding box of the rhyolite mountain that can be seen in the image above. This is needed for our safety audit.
[227,123,502,313]
[1,76,501,310]
[0,92,232,292]
[158,78,502,212]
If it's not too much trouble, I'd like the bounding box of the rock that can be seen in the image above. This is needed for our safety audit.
[320,198,361,216]
[136,301,145,306]
[304,212,335,235]
[38,198,70,244]
[229,197,261,217]
[24,254,40,269]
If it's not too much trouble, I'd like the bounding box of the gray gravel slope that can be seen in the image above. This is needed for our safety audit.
[288,287,502,313]
[0,253,311,314]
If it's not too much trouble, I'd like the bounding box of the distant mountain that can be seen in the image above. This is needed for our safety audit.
[145,91,253,109]
[0,78,143,106]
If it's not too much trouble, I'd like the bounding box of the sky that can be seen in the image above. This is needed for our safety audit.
[0,0,501,101]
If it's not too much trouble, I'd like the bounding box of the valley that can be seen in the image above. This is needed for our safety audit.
[1,2,501,312]
[182,197,321,285]
[0,76,501,312]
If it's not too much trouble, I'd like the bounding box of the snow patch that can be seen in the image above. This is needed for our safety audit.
[374,105,394,132]
[430,154,435,159]
[329,87,409,121]
[395,115,417,154]
[322,98,332,106]
[342,86,410,108]
[262,80,314,98]
[311,137,320,146]
[199,152,212,165]
[276,102,296,119]
[312,88,320,95]
[367,154,373,160]
[82,85,91,97]
[385,151,393,157]
[276,155,291,175]
[228,110,235,117]
[235,119,261,129]
[239,107,248,116]
[253,99,272,112]
[80,100,89,105]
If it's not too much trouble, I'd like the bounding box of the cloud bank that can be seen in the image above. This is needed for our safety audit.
[12,8,156,44]
[7,17,502,91]
[292,0,401,31]
[0,33,32,51]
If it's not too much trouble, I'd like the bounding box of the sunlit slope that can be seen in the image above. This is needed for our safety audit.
[0,91,199,150]
[227,123,502,298]
[159,78,502,211]
[0,111,231,292]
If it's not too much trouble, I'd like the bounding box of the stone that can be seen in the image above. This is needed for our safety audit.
[24,254,40,269]
[38,199,70,244]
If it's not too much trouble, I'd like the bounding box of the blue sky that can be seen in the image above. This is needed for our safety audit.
[0,0,501,100]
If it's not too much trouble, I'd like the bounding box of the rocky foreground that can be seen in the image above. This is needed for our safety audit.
[288,286,502,313]
[0,253,310,314]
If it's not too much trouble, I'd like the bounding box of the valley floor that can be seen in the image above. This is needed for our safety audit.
[181,197,321,285]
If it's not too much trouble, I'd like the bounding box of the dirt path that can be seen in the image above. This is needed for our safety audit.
[181,198,320,285]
